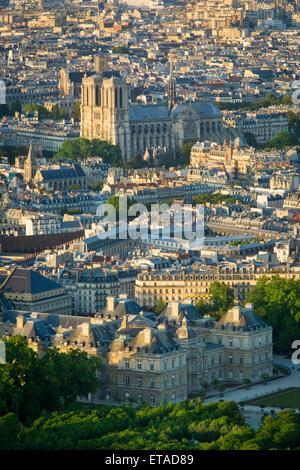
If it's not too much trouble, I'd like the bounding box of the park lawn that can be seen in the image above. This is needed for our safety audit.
[246,388,300,408]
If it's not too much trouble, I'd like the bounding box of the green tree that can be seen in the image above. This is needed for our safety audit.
[0,337,101,422]
[54,138,123,166]
[112,45,129,54]
[179,141,195,166]
[24,103,50,119]
[195,282,234,320]
[266,131,296,150]
[192,193,235,206]
[40,348,100,408]
[106,195,136,218]
[281,95,292,105]
[2,399,300,450]
[246,276,300,353]
[128,153,146,169]
[155,298,166,315]
[51,104,68,121]
[71,102,81,121]
[90,181,104,191]
[0,413,23,448]
[209,282,235,318]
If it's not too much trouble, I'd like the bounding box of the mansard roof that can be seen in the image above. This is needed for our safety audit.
[21,318,56,339]
[39,163,86,181]
[53,322,116,348]
[215,303,267,331]
[129,327,179,353]
[158,302,202,324]
[0,268,62,295]
[102,298,142,317]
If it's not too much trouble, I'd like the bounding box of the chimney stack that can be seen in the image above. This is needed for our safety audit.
[106,296,115,312]
[121,314,128,330]
[231,306,242,323]
[143,327,153,345]
[16,315,25,329]
[170,302,179,318]
[81,322,91,337]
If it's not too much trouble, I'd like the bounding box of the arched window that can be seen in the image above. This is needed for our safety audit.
[86,86,89,105]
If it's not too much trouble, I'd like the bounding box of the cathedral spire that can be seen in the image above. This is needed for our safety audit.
[168,60,176,110]
[24,141,38,183]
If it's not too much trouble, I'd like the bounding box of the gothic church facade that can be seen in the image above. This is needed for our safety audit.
[80,66,237,162]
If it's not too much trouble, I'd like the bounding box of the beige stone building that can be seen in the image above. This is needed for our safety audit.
[80,63,240,162]
[135,262,300,307]
[0,294,273,405]
[190,139,253,184]
[0,268,72,315]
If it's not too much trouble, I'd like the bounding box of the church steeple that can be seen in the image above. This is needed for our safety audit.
[24,141,38,183]
[168,60,176,110]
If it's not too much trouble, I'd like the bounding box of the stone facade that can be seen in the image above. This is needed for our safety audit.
[80,68,239,162]
[135,263,300,307]
[0,296,273,405]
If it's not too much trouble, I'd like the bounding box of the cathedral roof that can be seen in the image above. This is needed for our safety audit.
[102,70,121,79]
[68,71,94,83]
[129,100,222,123]
[170,101,222,118]
[130,104,169,121]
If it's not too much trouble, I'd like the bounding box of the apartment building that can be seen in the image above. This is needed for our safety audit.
[0,268,72,314]
[135,262,300,307]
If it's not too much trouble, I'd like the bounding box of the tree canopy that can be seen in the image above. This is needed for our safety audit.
[1,400,300,450]
[24,103,68,120]
[192,193,235,206]
[53,138,123,166]
[71,102,81,121]
[195,281,235,320]
[246,276,300,353]
[216,93,293,112]
[155,298,167,315]
[0,336,101,423]
[112,45,129,54]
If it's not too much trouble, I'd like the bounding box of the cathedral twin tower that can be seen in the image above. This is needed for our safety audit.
[81,69,131,161]
[80,55,226,162]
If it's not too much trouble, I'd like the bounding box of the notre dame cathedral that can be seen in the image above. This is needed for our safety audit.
[80,57,240,162]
